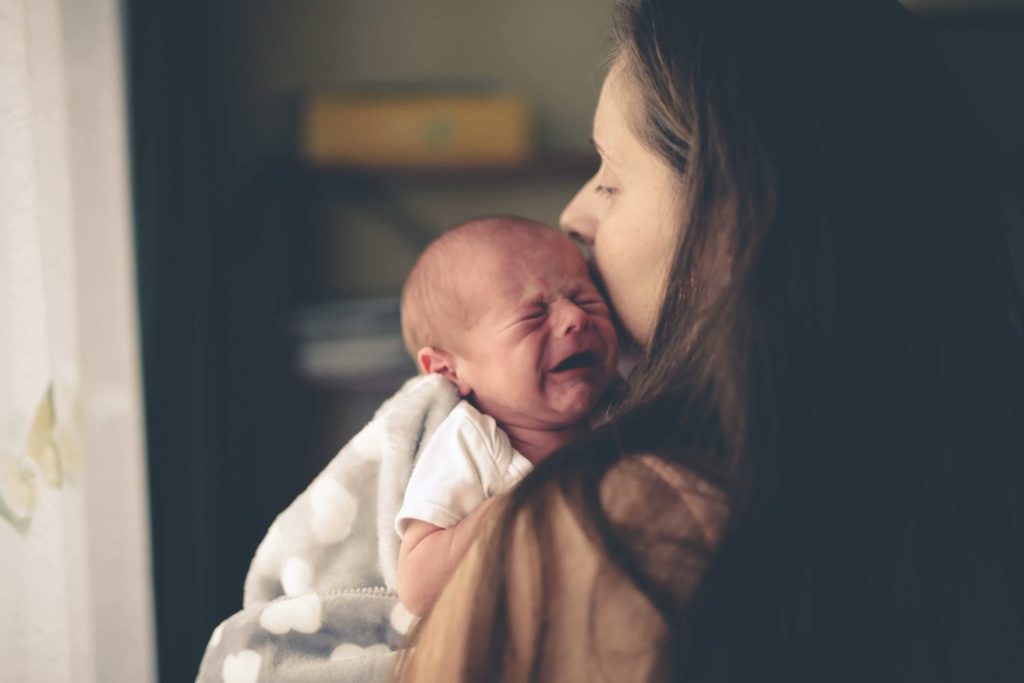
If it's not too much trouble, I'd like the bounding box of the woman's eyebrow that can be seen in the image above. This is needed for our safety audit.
[590,136,618,168]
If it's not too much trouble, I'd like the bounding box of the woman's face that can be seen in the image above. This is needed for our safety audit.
[560,63,684,347]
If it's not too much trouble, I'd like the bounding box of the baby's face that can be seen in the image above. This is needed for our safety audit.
[452,237,618,430]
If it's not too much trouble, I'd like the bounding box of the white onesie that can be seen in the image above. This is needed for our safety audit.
[395,400,533,537]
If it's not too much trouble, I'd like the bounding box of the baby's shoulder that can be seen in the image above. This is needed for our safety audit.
[446,399,485,424]
[432,400,510,458]
[444,401,500,439]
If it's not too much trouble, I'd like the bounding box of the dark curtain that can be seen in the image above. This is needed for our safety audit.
[124,1,316,679]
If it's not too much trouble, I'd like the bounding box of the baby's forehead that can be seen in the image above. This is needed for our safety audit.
[481,232,582,268]
[470,246,592,303]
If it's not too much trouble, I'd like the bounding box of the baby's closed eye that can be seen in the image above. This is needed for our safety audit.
[521,305,547,320]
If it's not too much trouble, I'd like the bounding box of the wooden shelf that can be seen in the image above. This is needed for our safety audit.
[298,152,598,184]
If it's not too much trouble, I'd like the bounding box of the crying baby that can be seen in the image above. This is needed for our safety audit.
[395,215,619,615]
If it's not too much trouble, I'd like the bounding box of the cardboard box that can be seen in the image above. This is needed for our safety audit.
[304,92,533,168]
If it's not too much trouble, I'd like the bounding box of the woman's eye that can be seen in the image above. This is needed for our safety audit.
[594,184,618,197]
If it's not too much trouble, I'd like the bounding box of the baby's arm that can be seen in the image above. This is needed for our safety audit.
[397,495,502,616]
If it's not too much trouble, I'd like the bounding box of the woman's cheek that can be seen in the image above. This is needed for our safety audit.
[604,280,648,344]
[600,246,659,344]
[588,245,617,312]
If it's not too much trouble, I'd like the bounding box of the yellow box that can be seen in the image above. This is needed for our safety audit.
[303,93,533,168]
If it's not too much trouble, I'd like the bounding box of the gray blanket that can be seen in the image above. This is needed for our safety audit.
[195,374,459,683]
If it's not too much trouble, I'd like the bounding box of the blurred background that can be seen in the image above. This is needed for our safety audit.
[2,1,1021,682]
[129,1,1024,680]
[129,2,613,681]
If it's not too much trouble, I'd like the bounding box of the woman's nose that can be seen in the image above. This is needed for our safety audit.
[552,300,590,336]
[559,177,598,248]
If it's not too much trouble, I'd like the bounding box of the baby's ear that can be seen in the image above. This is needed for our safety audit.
[416,347,472,397]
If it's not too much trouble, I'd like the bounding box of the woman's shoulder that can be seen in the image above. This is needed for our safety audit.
[595,454,729,604]
[601,453,729,546]
[392,453,729,682]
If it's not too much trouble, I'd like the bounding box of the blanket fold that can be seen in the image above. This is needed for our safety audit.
[196,374,458,683]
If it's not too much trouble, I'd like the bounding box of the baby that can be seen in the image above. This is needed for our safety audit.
[395,215,619,615]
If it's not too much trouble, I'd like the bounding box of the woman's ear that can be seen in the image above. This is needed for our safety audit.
[416,347,473,397]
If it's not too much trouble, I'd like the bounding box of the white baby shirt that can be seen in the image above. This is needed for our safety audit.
[395,400,534,537]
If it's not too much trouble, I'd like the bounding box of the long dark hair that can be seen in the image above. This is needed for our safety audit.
[400,1,1024,680]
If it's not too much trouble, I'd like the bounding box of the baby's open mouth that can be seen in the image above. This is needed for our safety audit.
[551,351,598,373]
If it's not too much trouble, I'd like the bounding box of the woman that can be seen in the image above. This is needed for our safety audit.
[394,0,1024,681]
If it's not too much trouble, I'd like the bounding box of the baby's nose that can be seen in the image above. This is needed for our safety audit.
[553,300,590,336]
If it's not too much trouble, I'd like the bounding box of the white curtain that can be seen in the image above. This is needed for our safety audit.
[0,0,154,681]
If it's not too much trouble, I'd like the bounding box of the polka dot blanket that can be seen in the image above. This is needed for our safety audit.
[195,374,459,683]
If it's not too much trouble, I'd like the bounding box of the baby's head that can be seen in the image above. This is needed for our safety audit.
[401,215,618,429]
